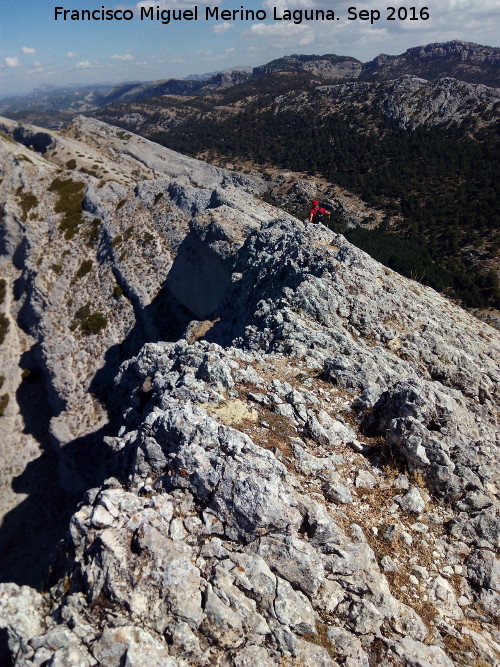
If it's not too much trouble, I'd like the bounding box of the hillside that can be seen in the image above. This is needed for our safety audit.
[360,40,500,87]
[0,116,499,666]
[2,39,498,128]
[95,64,500,312]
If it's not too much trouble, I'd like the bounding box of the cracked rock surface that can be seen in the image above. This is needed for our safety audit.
[0,117,499,666]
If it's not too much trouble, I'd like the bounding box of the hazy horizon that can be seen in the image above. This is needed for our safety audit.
[1,0,499,96]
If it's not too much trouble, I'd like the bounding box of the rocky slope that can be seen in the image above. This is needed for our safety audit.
[0,114,270,584]
[252,54,362,80]
[0,116,499,666]
[360,40,500,88]
[95,72,500,140]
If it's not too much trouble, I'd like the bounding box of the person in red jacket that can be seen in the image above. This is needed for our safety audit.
[309,200,331,224]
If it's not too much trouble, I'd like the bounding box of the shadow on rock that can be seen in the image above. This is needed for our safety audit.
[0,423,117,590]
[0,284,197,589]
[89,283,196,413]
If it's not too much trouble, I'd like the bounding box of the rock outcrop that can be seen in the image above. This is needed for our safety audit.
[0,117,499,665]
[360,40,500,87]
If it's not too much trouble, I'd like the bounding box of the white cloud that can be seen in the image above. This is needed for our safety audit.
[4,57,20,67]
[246,0,500,62]
[111,53,136,61]
[171,58,187,63]
[34,61,41,67]
[213,21,233,33]
[246,22,314,47]
[76,60,99,68]
[21,46,36,55]
[66,51,78,58]
[225,48,235,53]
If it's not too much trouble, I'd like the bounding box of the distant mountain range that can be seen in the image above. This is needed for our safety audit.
[1,40,499,311]
[89,40,499,312]
[1,40,498,128]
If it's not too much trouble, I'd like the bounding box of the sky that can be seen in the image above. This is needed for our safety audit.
[0,0,499,96]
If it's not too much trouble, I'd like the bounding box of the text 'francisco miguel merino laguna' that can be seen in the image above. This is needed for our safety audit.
[55,5,364,25]
[54,5,431,24]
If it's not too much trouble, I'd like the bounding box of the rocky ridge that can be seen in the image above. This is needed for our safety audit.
[252,54,362,81]
[95,70,499,139]
[360,40,500,87]
[0,117,499,665]
[0,114,271,584]
[316,75,500,129]
[2,41,498,132]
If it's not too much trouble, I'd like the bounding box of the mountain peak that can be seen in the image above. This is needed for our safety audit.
[361,39,500,86]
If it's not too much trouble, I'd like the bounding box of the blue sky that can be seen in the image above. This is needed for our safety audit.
[1,0,499,96]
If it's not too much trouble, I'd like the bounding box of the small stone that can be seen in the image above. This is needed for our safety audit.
[395,487,426,514]
[393,474,410,490]
[401,531,413,546]
[323,481,353,505]
[169,517,188,541]
[91,505,114,529]
[380,556,398,572]
[410,522,429,533]
[411,565,428,581]
[350,523,367,543]
[355,470,377,489]
[455,491,493,512]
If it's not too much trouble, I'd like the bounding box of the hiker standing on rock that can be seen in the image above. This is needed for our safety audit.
[309,199,331,225]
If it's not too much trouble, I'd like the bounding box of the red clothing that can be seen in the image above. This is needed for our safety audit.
[310,205,328,223]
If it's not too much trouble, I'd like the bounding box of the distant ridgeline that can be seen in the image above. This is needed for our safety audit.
[148,87,499,310]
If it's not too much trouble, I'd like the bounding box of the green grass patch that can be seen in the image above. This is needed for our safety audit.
[112,234,123,247]
[124,225,134,240]
[16,153,33,164]
[0,313,9,345]
[79,166,99,178]
[153,192,164,205]
[50,264,63,275]
[48,177,85,239]
[80,312,107,335]
[74,259,93,280]
[116,198,127,211]
[17,191,38,218]
[0,279,6,306]
[112,285,123,298]
[0,393,9,417]
[87,218,101,246]
[71,302,107,335]
[0,131,16,144]
[66,158,77,169]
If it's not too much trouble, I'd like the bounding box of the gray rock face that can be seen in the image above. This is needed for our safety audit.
[0,116,499,665]
[360,40,500,87]
[317,75,500,129]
